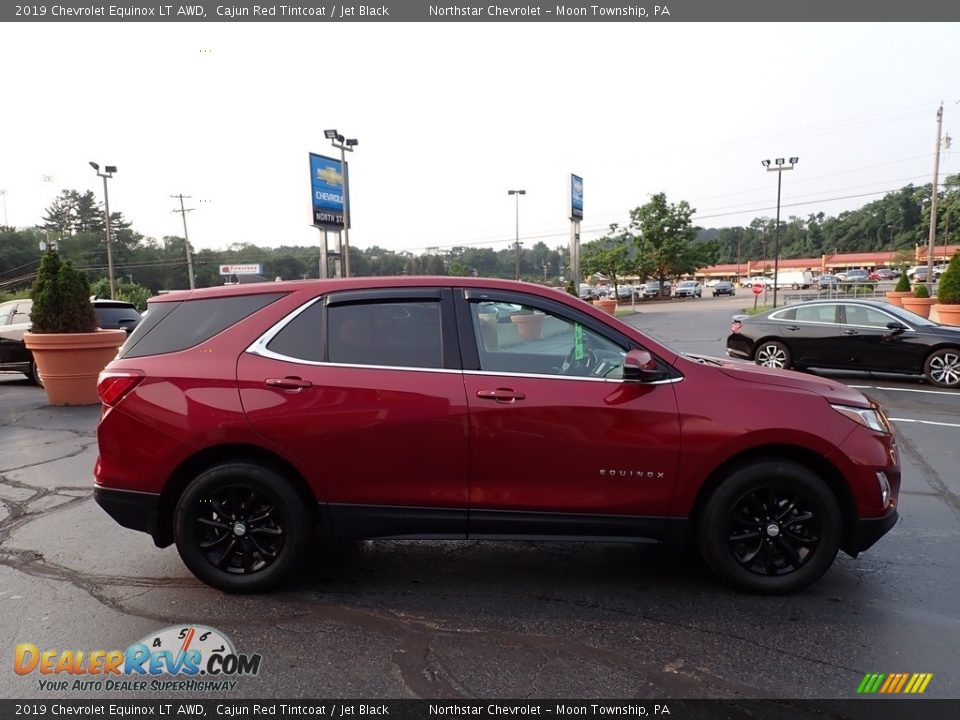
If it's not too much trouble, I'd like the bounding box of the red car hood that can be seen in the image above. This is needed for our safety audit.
[692,356,871,407]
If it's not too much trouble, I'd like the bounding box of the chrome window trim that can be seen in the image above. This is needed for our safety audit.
[246,296,323,358]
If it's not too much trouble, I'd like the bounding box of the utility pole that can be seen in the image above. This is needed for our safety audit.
[926,104,944,293]
[508,189,525,280]
[171,194,196,290]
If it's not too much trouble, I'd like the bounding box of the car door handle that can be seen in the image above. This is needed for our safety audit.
[785,325,800,332]
[842,329,858,335]
[265,377,313,390]
[476,389,526,403]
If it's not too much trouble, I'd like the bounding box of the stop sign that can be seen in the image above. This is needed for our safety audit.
[752,283,764,295]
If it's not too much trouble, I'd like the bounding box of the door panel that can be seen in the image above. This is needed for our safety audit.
[237,293,470,538]
[458,292,681,535]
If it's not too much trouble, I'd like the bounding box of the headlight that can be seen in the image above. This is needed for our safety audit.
[831,404,891,433]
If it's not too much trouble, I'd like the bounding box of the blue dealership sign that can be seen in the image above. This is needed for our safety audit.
[570,174,583,221]
[309,153,349,230]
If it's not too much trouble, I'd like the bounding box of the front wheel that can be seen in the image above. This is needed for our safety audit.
[698,460,842,594]
[924,348,960,388]
[174,462,312,593]
[26,355,43,386]
[755,340,792,370]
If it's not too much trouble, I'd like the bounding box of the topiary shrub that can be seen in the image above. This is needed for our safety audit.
[29,251,97,334]
[913,283,930,299]
[936,253,960,305]
[894,272,911,293]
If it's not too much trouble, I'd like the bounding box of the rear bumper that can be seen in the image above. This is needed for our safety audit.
[94,486,167,547]
[846,508,899,556]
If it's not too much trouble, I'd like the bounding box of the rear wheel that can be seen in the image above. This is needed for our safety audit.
[698,460,841,594]
[174,462,312,593]
[755,340,792,370]
[924,348,960,388]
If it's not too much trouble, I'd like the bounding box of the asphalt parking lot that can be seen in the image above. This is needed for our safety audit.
[1,296,958,701]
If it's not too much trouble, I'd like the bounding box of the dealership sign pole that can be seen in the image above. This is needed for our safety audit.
[569,174,583,289]
[309,152,347,279]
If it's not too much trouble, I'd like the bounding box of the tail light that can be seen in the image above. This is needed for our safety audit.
[731,321,743,333]
[98,370,145,407]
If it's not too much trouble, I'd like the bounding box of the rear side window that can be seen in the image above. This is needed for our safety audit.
[95,306,142,330]
[266,301,324,362]
[120,293,285,359]
[328,301,443,368]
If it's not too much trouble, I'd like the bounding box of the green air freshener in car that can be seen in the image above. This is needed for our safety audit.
[574,324,584,361]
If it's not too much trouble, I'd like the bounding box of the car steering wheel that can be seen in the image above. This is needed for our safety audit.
[560,345,598,376]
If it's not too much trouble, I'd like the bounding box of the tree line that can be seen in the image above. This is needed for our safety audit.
[1,178,958,305]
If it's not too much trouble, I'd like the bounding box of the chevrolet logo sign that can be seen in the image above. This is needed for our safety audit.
[317,166,343,186]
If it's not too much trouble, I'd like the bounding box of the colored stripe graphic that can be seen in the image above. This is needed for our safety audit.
[857,673,932,694]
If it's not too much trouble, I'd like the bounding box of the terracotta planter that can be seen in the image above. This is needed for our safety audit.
[592,299,618,316]
[934,304,960,326]
[477,313,499,351]
[884,290,912,308]
[900,296,936,319]
[510,313,545,341]
[24,329,127,406]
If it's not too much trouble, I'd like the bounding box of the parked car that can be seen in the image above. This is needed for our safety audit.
[817,274,839,289]
[673,281,702,298]
[642,281,672,298]
[842,269,871,283]
[726,298,960,387]
[741,276,774,289]
[712,281,736,297]
[869,268,896,281]
[95,278,900,595]
[0,298,141,385]
[616,285,635,300]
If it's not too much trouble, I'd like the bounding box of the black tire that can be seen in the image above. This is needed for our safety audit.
[174,462,312,593]
[754,340,792,370]
[698,460,841,594]
[924,348,960,388]
[26,355,43,386]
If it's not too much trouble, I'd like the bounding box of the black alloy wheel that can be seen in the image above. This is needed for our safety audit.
[699,460,841,594]
[174,462,311,593]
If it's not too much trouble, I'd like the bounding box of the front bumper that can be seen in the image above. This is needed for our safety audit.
[95,486,166,547]
[846,508,899,556]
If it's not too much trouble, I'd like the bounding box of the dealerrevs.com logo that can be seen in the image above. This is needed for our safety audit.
[15,625,262,692]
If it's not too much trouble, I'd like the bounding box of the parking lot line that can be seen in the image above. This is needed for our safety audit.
[849,385,959,397]
[888,417,960,429]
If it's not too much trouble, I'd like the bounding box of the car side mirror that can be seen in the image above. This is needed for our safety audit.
[886,321,908,332]
[623,349,666,383]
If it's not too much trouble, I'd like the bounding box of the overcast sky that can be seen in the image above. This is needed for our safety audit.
[1,22,957,257]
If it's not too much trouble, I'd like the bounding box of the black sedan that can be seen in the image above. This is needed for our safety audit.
[0,298,141,385]
[712,281,736,297]
[726,299,960,388]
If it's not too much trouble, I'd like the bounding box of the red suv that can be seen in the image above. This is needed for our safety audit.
[95,278,900,594]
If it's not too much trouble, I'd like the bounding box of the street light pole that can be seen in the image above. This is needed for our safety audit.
[761,157,798,308]
[508,189,525,280]
[324,129,358,277]
[90,162,117,299]
[0,190,7,227]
